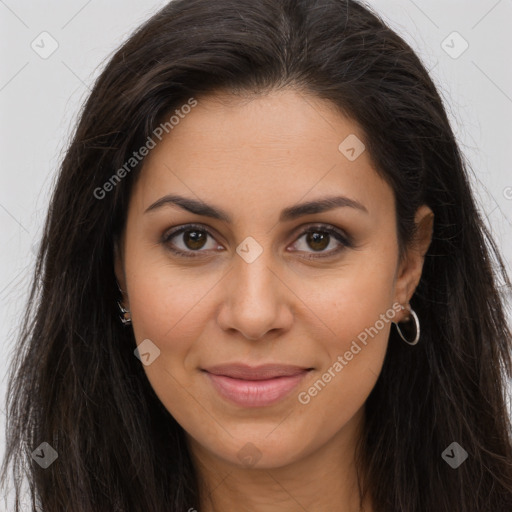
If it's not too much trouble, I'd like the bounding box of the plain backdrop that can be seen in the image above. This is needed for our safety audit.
[1,0,511,507]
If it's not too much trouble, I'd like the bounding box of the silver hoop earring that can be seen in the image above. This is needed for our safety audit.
[117,301,132,326]
[394,308,420,345]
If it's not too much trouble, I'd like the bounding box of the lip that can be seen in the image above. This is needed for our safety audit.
[202,364,313,407]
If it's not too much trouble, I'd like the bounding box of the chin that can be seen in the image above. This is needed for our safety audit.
[207,431,310,470]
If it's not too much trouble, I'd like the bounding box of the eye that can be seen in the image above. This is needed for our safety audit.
[161,223,353,259]
[162,223,222,258]
[289,224,353,259]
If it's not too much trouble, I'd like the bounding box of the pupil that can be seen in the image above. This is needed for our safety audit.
[307,232,329,251]
[185,230,206,250]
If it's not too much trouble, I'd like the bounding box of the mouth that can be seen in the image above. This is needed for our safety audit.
[201,364,314,407]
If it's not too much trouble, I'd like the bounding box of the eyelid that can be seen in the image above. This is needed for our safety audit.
[161,223,223,258]
[290,222,353,245]
[161,222,354,258]
[288,223,354,259]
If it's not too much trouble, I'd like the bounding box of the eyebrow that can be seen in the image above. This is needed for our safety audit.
[144,193,368,222]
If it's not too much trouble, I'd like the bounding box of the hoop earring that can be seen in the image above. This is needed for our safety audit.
[394,308,420,345]
[117,301,132,326]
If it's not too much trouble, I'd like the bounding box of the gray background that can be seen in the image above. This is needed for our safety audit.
[1,0,511,507]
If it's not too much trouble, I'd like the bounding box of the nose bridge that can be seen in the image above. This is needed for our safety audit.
[217,235,292,340]
[235,242,275,296]
[233,237,280,306]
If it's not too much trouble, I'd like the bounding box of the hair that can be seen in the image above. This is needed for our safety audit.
[2,0,512,510]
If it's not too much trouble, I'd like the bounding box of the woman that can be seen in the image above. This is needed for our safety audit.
[2,0,512,510]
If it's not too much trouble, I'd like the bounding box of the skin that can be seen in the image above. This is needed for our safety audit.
[115,89,434,512]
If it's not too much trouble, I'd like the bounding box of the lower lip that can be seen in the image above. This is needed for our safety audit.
[204,371,310,407]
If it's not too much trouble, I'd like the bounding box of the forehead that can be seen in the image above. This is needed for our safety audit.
[129,89,394,222]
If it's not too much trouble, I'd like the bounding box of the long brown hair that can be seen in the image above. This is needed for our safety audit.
[2,0,512,510]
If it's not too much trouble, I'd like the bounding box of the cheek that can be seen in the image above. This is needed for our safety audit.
[125,267,212,427]
[299,242,398,351]
[124,229,220,344]
[294,240,397,404]
[128,269,212,357]
[293,285,394,446]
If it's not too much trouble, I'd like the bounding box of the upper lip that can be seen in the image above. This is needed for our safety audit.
[203,364,312,381]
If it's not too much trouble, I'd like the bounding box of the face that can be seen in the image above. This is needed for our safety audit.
[115,89,432,471]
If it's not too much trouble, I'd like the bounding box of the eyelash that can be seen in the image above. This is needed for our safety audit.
[161,223,354,260]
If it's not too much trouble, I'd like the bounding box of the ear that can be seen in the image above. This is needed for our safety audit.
[393,204,434,321]
[114,236,129,307]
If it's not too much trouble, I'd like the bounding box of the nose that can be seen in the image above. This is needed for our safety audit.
[216,248,294,341]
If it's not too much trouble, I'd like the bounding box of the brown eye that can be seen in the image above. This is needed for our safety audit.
[162,224,221,258]
[162,223,353,260]
[305,231,330,252]
[290,224,353,259]
[182,229,208,250]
